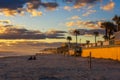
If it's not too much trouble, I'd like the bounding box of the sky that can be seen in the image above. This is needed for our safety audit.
[0,0,120,55]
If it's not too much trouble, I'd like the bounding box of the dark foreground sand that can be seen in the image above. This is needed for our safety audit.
[0,54,120,80]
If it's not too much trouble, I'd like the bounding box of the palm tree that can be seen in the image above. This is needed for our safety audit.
[93,31,99,45]
[73,30,80,47]
[67,36,72,48]
[112,15,120,31]
[101,21,116,40]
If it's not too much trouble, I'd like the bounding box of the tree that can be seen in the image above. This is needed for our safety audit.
[66,36,72,48]
[101,21,116,40]
[112,15,120,31]
[93,31,99,45]
[73,30,80,47]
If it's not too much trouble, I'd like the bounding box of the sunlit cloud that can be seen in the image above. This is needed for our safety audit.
[0,23,66,39]
[26,9,42,16]
[101,0,115,11]
[73,0,100,9]
[66,20,100,29]
[74,3,87,9]
[0,26,45,39]
[45,29,66,39]
[0,0,102,16]
[70,15,80,20]
[42,2,58,11]
[66,21,75,27]
[0,0,58,16]
[0,20,11,24]
[0,40,62,54]
[1,8,18,16]
[87,5,94,9]
[63,6,72,11]
[26,0,40,10]
[82,10,96,16]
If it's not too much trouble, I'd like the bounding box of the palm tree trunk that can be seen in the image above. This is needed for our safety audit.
[95,36,96,44]
[108,33,111,40]
[95,36,97,46]
[117,24,120,31]
[69,40,70,48]
[76,34,77,47]
[105,27,108,41]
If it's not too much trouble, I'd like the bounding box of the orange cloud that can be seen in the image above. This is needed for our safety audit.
[66,20,100,29]
[1,8,18,16]
[74,3,87,9]
[73,0,100,9]
[45,29,66,39]
[0,20,11,24]
[0,0,57,16]
[26,9,42,16]
[42,2,58,11]
[66,21,75,27]
[70,16,80,20]
[82,10,96,16]
[0,23,66,39]
[87,5,94,9]
[64,6,72,11]
[101,0,115,11]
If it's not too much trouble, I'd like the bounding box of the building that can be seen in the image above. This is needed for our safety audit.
[114,31,120,45]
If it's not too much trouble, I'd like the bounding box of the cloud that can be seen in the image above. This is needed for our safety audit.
[0,0,101,16]
[73,0,100,9]
[101,0,115,11]
[65,20,100,29]
[0,8,18,16]
[87,5,94,9]
[82,10,96,16]
[74,3,87,9]
[0,0,59,16]
[3,41,62,48]
[26,0,40,9]
[41,2,58,11]
[0,0,41,16]
[26,9,42,16]
[0,20,11,24]
[0,0,28,10]
[70,15,80,20]
[66,21,75,27]
[45,29,66,39]
[64,6,72,11]
[76,0,99,3]
[63,0,100,11]
[0,26,45,39]
[0,24,66,39]
[0,40,63,54]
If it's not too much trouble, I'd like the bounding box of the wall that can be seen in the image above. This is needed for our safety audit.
[82,46,120,61]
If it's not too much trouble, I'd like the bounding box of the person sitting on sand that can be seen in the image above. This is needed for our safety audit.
[28,56,36,60]
[28,56,33,60]
[33,56,36,60]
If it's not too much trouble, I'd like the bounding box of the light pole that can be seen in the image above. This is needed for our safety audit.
[80,39,81,46]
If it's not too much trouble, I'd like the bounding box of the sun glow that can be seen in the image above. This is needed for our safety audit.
[0,27,6,34]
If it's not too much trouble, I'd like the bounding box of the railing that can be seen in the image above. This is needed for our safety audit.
[83,40,120,49]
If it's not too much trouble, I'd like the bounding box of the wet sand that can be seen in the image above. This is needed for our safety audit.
[0,54,120,80]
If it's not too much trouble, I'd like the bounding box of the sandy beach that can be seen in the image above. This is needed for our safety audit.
[0,54,120,80]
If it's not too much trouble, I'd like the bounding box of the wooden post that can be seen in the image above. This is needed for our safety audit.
[89,52,92,70]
